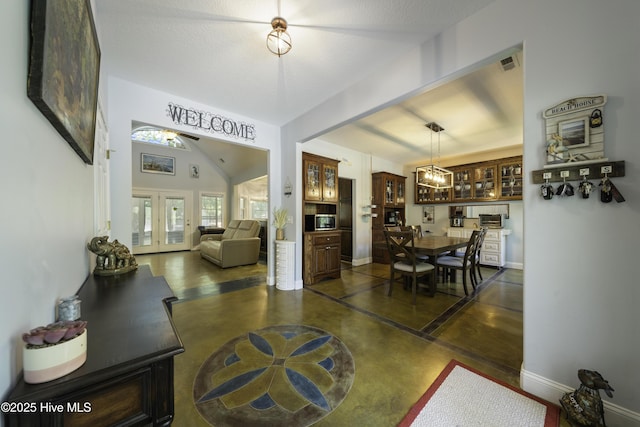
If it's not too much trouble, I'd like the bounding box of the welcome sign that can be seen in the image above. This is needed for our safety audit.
[166,102,256,142]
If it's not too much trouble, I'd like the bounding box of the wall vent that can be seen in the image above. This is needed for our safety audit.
[500,55,519,71]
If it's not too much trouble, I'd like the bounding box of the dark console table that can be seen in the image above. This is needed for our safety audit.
[4,265,184,426]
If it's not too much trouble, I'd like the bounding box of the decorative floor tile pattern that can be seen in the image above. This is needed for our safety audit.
[193,325,355,426]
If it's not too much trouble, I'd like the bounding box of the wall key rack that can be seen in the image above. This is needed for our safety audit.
[531,160,625,184]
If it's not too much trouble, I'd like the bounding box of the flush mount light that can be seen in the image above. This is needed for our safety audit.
[266,17,292,57]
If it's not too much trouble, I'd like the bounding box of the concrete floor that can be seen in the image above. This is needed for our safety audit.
[137,251,566,426]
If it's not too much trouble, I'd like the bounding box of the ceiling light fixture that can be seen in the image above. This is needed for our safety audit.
[162,130,178,141]
[266,17,292,57]
[416,122,453,189]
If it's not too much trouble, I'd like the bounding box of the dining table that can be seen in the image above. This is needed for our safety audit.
[412,235,470,257]
[413,235,471,283]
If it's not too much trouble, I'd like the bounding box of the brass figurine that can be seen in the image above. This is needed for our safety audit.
[87,236,138,276]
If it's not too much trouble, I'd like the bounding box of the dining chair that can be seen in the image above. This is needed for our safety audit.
[408,225,430,263]
[437,230,480,296]
[410,225,424,238]
[383,229,436,304]
[453,227,487,287]
[472,227,488,285]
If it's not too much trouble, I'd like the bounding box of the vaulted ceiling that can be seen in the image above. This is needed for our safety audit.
[95,0,522,175]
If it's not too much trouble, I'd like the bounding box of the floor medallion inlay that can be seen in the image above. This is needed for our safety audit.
[193,324,355,426]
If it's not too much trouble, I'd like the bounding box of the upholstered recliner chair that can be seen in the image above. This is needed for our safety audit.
[199,220,261,268]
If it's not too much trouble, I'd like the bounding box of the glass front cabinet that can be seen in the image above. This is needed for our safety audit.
[414,156,522,204]
[498,157,523,199]
[303,153,339,203]
[472,164,498,200]
[452,167,474,201]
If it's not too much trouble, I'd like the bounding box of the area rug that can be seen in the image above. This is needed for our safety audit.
[193,324,355,426]
[398,360,559,427]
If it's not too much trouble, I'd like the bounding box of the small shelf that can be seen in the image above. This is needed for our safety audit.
[531,160,625,184]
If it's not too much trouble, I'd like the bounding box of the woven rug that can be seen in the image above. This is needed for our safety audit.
[398,360,559,427]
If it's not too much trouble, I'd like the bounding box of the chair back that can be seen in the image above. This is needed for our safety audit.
[383,230,421,266]
[475,228,487,253]
[461,230,481,262]
[410,225,423,238]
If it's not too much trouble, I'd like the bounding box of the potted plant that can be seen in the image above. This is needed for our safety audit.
[21,320,88,383]
[272,207,288,240]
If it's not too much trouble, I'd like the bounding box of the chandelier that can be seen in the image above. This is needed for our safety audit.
[416,122,453,189]
[266,17,292,57]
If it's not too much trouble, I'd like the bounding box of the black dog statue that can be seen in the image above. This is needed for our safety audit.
[560,369,614,426]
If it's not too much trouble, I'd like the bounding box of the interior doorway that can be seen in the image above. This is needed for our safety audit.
[339,178,353,262]
[131,189,192,254]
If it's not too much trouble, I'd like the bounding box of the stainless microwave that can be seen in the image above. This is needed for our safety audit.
[306,214,336,231]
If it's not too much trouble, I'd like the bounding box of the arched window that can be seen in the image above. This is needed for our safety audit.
[131,126,189,150]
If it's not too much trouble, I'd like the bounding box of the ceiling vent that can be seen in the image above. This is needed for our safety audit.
[500,55,519,72]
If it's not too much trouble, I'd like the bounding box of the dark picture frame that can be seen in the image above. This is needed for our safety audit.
[27,0,101,165]
[141,153,176,175]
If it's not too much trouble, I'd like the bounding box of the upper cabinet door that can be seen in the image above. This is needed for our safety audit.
[304,158,322,201]
[452,167,473,201]
[322,163,338,203]
[384,177,396,206]
[303,153,340,203]
[473,165,498,200]
[396,179,405,205]
[498,158,523,199]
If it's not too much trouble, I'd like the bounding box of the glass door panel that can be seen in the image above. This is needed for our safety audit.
[132,190,191,254]
[132,195,154,251]
[164,197,185,246]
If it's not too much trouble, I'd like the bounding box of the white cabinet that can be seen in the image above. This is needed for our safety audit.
[447,228,511,268]
[275,241,295,290]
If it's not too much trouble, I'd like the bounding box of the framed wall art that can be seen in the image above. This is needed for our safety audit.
[141,153,175,175]
[27,0,101,165]
[422,206,435,224]
[542,94,607,166]
[190,164,200,179]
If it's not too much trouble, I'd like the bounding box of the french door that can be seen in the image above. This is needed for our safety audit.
[131,189,192,254]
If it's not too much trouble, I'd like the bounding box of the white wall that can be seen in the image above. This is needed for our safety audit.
[3,0,638,423]
[131,141,229,247]
[0,0,99,402]
[107,78,282,284]
[284,0,640,422]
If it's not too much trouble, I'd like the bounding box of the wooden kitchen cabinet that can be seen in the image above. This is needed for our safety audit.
[451,166,474,201]
[472,164,498,200]
[415,184,451,204]
[498,157,523,199]
[304,231,341,284]
[372,172,407,263]
[415,156,522,204]
[303,152,338,203]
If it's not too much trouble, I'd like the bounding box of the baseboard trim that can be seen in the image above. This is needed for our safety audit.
[520,369,640,426]
[504,261,523,269]
[351,257,371,267]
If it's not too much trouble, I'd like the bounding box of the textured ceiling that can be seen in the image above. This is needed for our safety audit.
[94,0,522,174]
